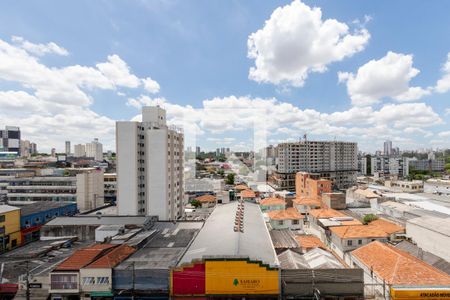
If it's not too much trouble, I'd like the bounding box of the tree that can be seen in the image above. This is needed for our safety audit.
[363,214,378,225]
[191,199,202,208]
[226,173,235,185]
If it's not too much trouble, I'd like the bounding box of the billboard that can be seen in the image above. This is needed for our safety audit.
[205,260,279,295]
[390,286,450,300]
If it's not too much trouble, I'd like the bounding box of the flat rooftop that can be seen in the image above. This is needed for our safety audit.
[178,201,279,267]
[13,201,75,216]
[44,215,151,226]
[116,222,202,270]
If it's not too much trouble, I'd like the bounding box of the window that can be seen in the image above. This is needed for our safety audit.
[347,240,353,246]
[96,277,110,285]
[292,220,299,225]
[358,239,362,245]
[278,220,284,225]
[0,215,5,222]
[82,277,95,285]
[51,274,78,289]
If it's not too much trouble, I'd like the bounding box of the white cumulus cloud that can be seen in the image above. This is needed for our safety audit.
[247,0,370,87]
[338,51,430,106]
[11,36,69,56]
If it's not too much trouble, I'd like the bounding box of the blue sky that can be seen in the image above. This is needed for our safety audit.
[0,0,449,152]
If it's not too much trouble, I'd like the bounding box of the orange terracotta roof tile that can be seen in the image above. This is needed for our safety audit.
[260,197,285,206]
[369,218,405,234]
[240,189,256,198]
[295,235,326,250]
[309,208,346,219]
[195,194,216,203]
[55,244,117,271]
[268,207,304,220]
[85,244,136,268]
[293,197,322,207]
[234,184,248,191]
[352,241,450,286]
[330,225,389,239]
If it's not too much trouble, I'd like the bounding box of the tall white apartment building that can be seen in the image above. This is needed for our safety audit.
[76,169,104,211]
[383,140,393,156]
[116,106,184,220]
[74,144,86,157]
[272,140,358,190]
[86,138,103,161]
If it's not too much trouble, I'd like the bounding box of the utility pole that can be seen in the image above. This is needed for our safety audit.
[25,260,30,300]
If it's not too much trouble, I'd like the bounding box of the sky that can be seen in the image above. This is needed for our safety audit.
[0,0,449,153]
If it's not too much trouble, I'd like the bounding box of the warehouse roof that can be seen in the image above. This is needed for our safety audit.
[179,202,278,267]
[407,216,450,236]
[278,248,343,269]
[352,241,450,285]
[16,201,75,216]
[270,229,299,249]
[44,216,152,226]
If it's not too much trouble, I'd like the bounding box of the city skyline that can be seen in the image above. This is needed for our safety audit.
[0,0,449,152]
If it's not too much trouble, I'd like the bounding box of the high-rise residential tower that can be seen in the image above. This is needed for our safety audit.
[65,141,71,155]
[86,138,103,161]
[74,144,86,157]
[116,106,185,220]
[383,140,393,156]
[0,126,20,153]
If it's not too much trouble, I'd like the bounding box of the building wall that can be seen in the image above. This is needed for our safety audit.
[49,272,79,294]
[406,221,450,262]
[171,262,205,296]
[0,209,21,251]
[76,170,104,212]
[322,193,346,209]
[260,203,285,212]
[269,218,303,230]
[330,233,387,258]
[116,122,139,215]
[79,268,112,292]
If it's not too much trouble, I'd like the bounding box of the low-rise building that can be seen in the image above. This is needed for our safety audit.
[329,223,397,259]
[239,189,256,203]
[267,207,304,230]
[259,197,286,212]
[385,180,424,193]
[350,241,450,299]
[0,205,21,252]
[194,194,216,208]
[292,197,321,214]
[295,235,327,253]
[406,216,450,262]
[6,176,77,202]
[322,192,346,209]
[49,244,117,299]
[80,244,135,297]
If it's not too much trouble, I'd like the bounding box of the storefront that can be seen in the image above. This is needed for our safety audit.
[390,286,450,300]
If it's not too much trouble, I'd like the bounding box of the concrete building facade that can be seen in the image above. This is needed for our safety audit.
[86,138,103,161]
[74,144,86,158]
[0,126,20,153]
[76,169,105,212]
[271,141,357,191]
[116,106,184,220]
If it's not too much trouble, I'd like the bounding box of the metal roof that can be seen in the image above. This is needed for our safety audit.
[44,215,151,226]
[15,201,75,216]
[178,202,279,267]
[270,229,299,249]
[0,204,20,214]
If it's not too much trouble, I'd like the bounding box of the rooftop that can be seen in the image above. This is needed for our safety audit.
[278,248,343,270]
[270,229,299,249]
[329,225,389,239]
[195,194,216,203]
[179,202,278,267]
[44,215,152,227]
[309,208,346,219]
[354,188,380,198]
[260,197,285,206]
[407,216,450,236]
[293,197,321,207]
[240,189,256,198]
[267,207,303,220]
[55,244,117,271]
[352,241,450,286]
[85,244,135,268]
[15,201,75,216]
[295,235,326,251]
[0,205,20,214]
[234,184,248,191]
[369,218,404,234]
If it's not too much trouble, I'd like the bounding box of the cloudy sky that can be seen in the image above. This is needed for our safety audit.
[0,0,449,152]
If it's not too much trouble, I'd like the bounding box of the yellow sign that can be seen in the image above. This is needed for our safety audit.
[205,260,279,295]
[391,287,450,299]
